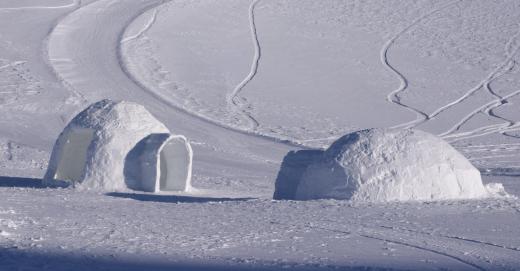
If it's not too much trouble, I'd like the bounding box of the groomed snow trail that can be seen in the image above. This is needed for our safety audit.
[117,0,316,149]
[226,0,261,131]
[45,0,297,195]
[0,0,80,11]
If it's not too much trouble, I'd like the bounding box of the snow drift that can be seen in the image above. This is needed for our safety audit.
[43,99,192,192]
[291,128,505,202]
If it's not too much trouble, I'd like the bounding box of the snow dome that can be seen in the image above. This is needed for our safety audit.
[292,128,504,202]
[43,99,192,192]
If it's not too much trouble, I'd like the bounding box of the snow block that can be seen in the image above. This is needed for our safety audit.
[43,99,192,192]
[293,128,504,202]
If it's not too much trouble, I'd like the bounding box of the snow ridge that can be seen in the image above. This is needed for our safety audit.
[120,8,159,44]
[227,0,262,130]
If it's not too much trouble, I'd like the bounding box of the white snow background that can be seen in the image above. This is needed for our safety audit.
[1,0,520,270]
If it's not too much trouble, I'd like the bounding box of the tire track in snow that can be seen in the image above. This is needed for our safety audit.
[383,1,459,129]
[227,0,262,131]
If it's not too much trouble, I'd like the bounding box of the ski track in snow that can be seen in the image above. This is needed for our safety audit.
[439,25,520,141]
[380,2,458,128]
[227,0,262,131]
[116,0,313,149]
[383,0,520,144]
[384,1,459,129]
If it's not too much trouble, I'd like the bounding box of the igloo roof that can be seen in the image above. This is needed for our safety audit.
[67,99,169,133]
[294,128,503,202]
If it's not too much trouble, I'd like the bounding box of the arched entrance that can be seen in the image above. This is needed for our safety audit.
[124,133,192,192]
[53,128,94,183]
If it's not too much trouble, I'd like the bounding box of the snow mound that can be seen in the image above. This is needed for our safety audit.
[294,128,504,202]
[43,99,192,192]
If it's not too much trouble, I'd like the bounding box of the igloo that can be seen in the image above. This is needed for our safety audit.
[43,99,192,192]
[288,128,504,202]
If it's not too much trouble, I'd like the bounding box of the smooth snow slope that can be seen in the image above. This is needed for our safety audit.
[122,0,520,168]
[1,0,520,270]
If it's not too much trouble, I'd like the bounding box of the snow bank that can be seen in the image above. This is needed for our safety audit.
[294,128,505,202]
[43,99,192,192]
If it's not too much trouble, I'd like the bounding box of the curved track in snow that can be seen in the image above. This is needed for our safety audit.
[45,0,301,190]
[0,0,80,11]
[120,8,159,44]
[226,0,262,131]
[383,1,458,129]
[384,1,520,144]
[439,26,520,141]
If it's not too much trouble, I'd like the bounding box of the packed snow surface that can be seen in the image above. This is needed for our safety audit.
[1,0,520,270]
[295,128,503,202]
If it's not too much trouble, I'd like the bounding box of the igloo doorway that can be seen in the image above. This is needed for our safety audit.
[125,134,193,193]
[158,136,192,191]
[53,128,94,184]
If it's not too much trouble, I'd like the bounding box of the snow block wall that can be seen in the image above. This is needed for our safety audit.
[291,128,505,202]
[43,99,192,192]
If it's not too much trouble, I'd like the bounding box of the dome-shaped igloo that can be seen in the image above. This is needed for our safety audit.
[43,99,192,192]
[293,128,503,202]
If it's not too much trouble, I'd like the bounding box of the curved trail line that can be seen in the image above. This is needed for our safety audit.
[117,0,311,149]
[438,62,514,137]
[384,1,459,129]
[387,2,520,141]
[48,0,310,151]
[43,0,91,105]
[439,26,520,140]
[120,8,159,44]
[0,0,80,11]
[441,89,520,140]
[227,0,262,130]
[288,221,488,271]
[379,224,520,253]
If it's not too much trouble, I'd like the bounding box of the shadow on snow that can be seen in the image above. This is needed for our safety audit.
[0,176,44,188]
[106,192,254,203]
[0,248,420,271]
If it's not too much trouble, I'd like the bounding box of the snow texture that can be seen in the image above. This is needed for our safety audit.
[294,128,504,202]
[124,133,193,192]
[43,99,192,192]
